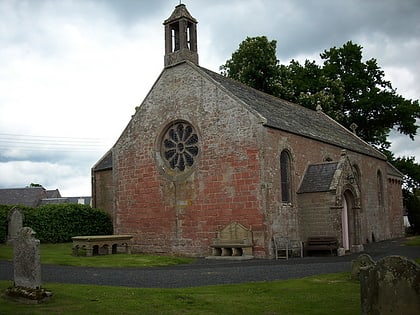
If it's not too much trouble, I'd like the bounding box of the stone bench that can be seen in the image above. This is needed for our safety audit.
[210,240,253,257]
[207,222,253,259]
[72,235,133,256]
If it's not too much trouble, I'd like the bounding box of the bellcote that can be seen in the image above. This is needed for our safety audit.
[164,4,199,67]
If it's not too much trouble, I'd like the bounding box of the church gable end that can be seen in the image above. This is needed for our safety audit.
[92,4,404,258]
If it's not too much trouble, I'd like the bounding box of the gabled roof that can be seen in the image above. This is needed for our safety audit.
[46,189,61,198]
[164,4,197,24]
[0,187,47,207]
[92,150,113,171]
[198,65,386,160]
[297,162,339,193]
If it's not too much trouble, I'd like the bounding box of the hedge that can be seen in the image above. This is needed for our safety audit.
[0,204,113,243]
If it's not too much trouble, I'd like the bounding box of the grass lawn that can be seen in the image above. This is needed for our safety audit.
[1,239,419,314]
[404,235,420,247]
[0,272,360,315]
[0,243,194,267]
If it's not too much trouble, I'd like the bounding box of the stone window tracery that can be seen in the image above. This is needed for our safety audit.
[161,121,199,172]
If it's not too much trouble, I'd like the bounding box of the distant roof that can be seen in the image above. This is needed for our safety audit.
[40,198,69,205]
[39,196,91,206]
[45,189,61,198]
[199,66,386,160]
[298,162,339,194]
[0,187,90,207]
[0,187,47,207]
[67,196,92,205]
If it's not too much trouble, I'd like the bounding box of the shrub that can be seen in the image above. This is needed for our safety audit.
[406,194,420,234]
[0,204,113,243]
[0,205,11,243]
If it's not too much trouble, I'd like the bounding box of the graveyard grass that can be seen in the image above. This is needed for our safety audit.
[0,272,360,315]
[0,243,194,267]
[404,235,420,247]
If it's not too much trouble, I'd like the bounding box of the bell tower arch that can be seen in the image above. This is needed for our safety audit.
[164,4,199,67]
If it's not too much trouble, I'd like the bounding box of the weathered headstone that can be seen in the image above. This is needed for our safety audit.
[360,255,420,315]
[5,227,52,303]
[13,227,41,289]
[7,206,24,245]
[350,253,375,280]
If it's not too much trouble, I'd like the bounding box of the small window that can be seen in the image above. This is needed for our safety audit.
[377,170,383,207]
[280,150,292,203]
[353,164,361,186]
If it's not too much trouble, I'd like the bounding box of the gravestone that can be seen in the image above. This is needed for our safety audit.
[360,255,420,315]
[5,227,52,303]
[7,206,24,245]
[13,227,41,289]
[350,253,375,280]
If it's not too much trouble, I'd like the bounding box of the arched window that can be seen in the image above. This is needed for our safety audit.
[377,170,383,207]
[352,164,361,187]
[280,150,292,203]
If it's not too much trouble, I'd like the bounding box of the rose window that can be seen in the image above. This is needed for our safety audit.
[161,122,199,171]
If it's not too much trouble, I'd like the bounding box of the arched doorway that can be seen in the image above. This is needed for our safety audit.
[342,190,355,251]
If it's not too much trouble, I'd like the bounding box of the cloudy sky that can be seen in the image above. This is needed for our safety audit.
[1,0,419,196]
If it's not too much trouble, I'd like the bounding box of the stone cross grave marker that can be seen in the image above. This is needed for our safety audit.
[7,206,24,245]
[13,227,41,289]
[360,255,420,315]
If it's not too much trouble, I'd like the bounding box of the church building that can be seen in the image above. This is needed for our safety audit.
[92,4,404,258]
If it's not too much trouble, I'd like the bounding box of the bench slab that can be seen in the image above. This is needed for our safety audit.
[72,235,133,256]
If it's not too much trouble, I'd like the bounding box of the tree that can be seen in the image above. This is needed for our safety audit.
[320,41,420,149]
[405,192,420,234]
[220,36,282,96]
[222,38,420,151]
[27,183,43,188]
[392,156,420,193]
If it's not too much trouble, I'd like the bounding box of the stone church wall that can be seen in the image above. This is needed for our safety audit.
[259,126,402,249]
[297,191,339,240]
[387,178,404,238]
[112,63,266,257]
[92,169,114,220]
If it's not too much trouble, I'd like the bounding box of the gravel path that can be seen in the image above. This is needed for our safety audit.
[1,238,418,288]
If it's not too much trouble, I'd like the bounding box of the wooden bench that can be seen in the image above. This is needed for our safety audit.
[304,236,338,256]
[72,235,133,256]
[208,222,253,258]
[273,236,303,259]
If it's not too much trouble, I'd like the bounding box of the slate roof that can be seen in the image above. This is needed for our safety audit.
[39,196,92,206]
[45,189,61,198]
[164,4,197,24]
[0,187,89,207]
[92,150,113,171]
[297,162,339,194]
[0,187,47,207]
[199,66,386,160]
[67,196,92,205]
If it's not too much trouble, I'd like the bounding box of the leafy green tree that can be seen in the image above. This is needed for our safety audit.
[392,156,420,192]
[405,192,420,234]
[222,38,420,151]
[220,36,282,96]
[320,41,420,149]
[278,59,345,121]
[27,183,43,188]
